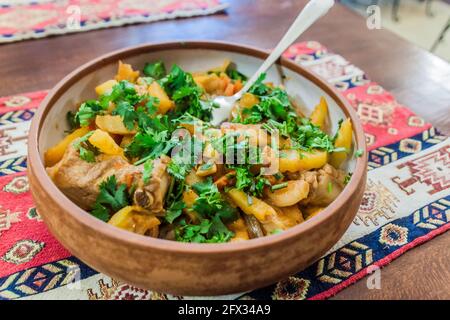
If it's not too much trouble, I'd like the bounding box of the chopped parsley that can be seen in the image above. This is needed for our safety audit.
[235,73,340,153]
[75,100,104,127]
[66,110,79,131]
[344,172,353,185]
[165,200,185,224]
[226,67,248,82]
[174,178,238,243]
[143,61,166,80]
[175,218,233,243]
[159,64,212,121]
[271,182,288,192]
[230,165,271,198]
[108,81,147,130]
[142,159,154,185]
[91,176,130,222]
[73,131,97,163]
[355,149,364,158]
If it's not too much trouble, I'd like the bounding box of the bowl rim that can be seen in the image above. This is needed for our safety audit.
[28,40,367,254]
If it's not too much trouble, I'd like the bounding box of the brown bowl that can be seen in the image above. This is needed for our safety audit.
[28,41,367,296]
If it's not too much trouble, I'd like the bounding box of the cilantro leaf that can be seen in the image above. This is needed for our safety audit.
[228,165,270,198]
[91,203,110,222]
[344,172,353,185]
[90,176,130,221]
[175,219,211,243]
[248,73,270,96]
[66,111,79,131]
[192,178,237,221]
[76,100,104,127]
[159,64,211,121]
[142,159,154,185]
[355,149,364,158]
[208,215,234,241]
[165,200,185,224]
[192,177,216,195]
[79,146,96,163]
[143,61,166,80]
[174,218,233,244]
[73,131,98,163]
[226,68,248,82]
[113,100,137,130]
[99,80,148,130]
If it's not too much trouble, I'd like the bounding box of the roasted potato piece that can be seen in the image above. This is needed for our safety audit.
[108,206,160,235]
[194,73,221,93]
[185,170,204,186]
[115,61,139,83]
[95,115,136,135]
[88,129,124,157]
[228,217,250,241]
[196,162,218,177]
[227,189,275,222]
[182,189,199,223]
[209,59,231,73]
[310,97,328,130]
[120,135,134,148]
[279,149,328,172]
[265,180,309,207]
[239,93,260,109]
[148,81,175,114]
[303,206,325,221]
[330,118,353,168]
[95,80,118,96]
[274,205,304,228]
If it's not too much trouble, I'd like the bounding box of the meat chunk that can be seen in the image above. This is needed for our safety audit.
[47,143,130,210]
[300,164,346,206]
[131,156,171,214]
[47,141,171,214]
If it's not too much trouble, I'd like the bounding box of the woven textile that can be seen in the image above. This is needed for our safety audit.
[0,0,227,43]
[0,41,448,300]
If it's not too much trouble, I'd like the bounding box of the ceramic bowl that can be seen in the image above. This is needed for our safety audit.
[28,41,367,296]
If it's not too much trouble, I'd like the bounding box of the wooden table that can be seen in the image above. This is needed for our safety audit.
[1,0,449,299]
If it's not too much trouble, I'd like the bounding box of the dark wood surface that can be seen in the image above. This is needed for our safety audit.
[1,0,449,299]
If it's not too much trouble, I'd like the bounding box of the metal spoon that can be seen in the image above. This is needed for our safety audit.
[211,0,335,126]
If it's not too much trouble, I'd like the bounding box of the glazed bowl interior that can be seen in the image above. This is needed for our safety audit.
[39,47,356,175]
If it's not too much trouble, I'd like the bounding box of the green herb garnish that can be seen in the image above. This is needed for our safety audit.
[91,175,130,222]
[73,131,97,163]
[355,149,364,158]
[142,159,154,185]
[143,61,167,80]
[271,182,288,192]
[165,200,186,224]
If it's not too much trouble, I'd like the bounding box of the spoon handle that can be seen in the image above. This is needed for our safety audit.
[236,0,335,98]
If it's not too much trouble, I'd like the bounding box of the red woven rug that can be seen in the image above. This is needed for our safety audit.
[0,0,227,43]
[0,41,448,300]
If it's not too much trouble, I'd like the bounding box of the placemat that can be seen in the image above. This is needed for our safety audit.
[0,0,228,43]
[0,41,448,300]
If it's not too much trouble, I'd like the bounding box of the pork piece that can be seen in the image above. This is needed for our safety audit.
[47,142,171,214]
[132,156,171,215]
[300,164,347,206]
